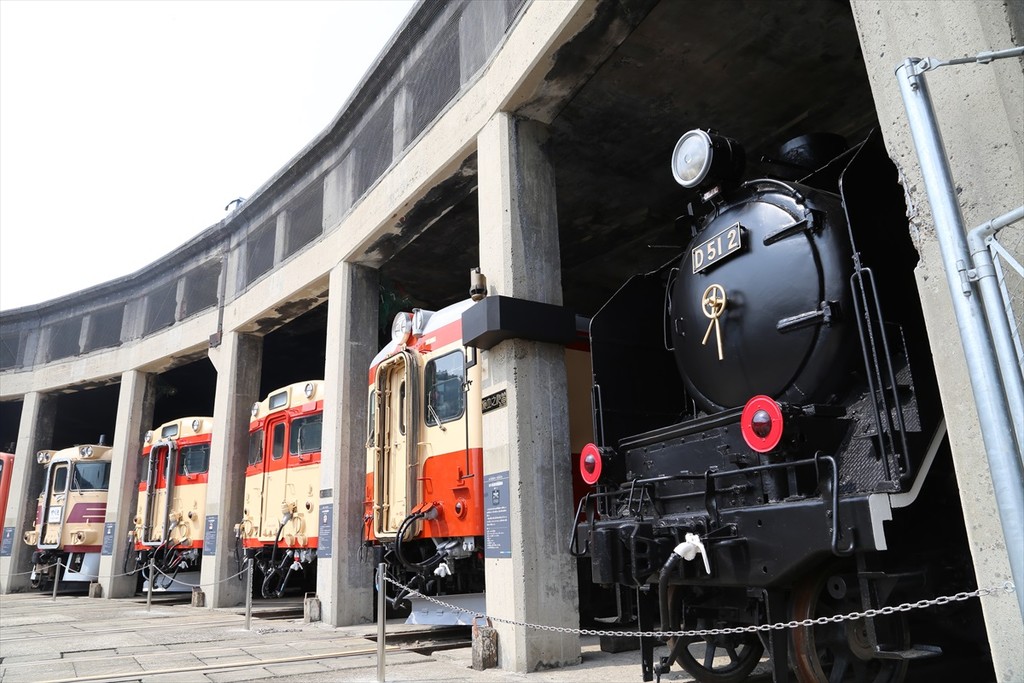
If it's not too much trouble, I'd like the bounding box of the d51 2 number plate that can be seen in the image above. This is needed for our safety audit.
[692,223,743,273]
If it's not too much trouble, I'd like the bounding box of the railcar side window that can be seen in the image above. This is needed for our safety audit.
[271,422,286,460]
[72,462,111,490]
[290,414,322,455]
[248,429,263,466]
[178,444,211,475]
[425,351,465,426]
[367,390,375,442]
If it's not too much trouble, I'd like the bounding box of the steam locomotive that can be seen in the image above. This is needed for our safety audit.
[575,129,985,681]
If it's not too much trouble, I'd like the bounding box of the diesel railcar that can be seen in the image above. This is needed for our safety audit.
[365,292,595,623]
[129,416,213,591]
[235,381,323,597]
[575,129,986,682]
[23,443,112,590]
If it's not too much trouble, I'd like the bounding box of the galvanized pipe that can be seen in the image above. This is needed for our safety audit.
[967,205,1024,456]
[897,57,1024,621]
[377,562,386,682]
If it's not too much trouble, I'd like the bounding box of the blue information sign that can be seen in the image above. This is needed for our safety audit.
[203,515,218,556]
[0,527,14,557]
[484,471,511,558]
[318,504,333,559]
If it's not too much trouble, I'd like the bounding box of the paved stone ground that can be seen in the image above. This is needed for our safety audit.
[0,591,772,682]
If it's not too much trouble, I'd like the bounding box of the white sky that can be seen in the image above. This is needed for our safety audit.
[0,0,415,311]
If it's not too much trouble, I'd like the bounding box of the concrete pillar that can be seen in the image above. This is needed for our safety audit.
[200,331,263,607]
[273,210,290,265]
[476,112,580,672]
[851,2,1024,678]
[315,260,378,626]
[97,370,155,598]
[323,153,358,233]
[0,391,56,593]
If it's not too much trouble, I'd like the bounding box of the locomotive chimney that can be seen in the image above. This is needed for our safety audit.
[470,267,487,301]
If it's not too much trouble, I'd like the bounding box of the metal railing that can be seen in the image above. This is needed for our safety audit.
[896,46,1024,622]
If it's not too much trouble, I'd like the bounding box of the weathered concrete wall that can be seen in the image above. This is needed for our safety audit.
[851,1,1023,679]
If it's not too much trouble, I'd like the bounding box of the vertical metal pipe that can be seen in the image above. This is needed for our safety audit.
[50,559,60,602]
[377,562,386,682]
[897,58,1024,621]
[146,556,154,612]
[967,206,1024,455]
[245,557,254,631]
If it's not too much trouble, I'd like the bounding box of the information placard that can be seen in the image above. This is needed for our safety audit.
[101,522,116,556]
[318,504,333,559]
[0,527,14,557]
[484,471,511,558]
[203,515,218,556]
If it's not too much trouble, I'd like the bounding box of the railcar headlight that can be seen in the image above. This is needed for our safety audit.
[36,451,49,464]
[671,129,745,190]
[251,402,260,418]
[304,382,315,399]
[391,312,413,344]
[191,419,202,432]
[80,446,94,457]
[144,430,153,444]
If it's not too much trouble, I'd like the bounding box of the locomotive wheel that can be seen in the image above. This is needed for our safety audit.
[667,585,765,683]
[791,567,909,683]
[673,617,765,683]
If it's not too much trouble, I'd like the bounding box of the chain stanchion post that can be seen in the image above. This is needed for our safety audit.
[50,560,60,602]
[146,556,155,612]
[245,557,254,631]
[377,562,386,683]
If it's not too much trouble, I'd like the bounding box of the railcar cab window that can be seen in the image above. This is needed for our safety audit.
[72,462,110,490]
[425,351,465,426]
[271,422,286,460]
[51,464,69,492]
[290,414,322,455]
[248,430,264,466]
[178,444,210,476]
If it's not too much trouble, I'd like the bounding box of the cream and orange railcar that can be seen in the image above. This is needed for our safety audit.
[365,295,594,622]
[235,381,323,597]
[23,443,112,589]
[129,417,213,591]
[0,451,13,531]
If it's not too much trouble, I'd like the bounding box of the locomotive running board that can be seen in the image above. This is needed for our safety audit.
[405,592,485,626]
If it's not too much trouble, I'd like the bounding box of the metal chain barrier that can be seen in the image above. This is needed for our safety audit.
[151,563,247,589]
[382,575,1015,639]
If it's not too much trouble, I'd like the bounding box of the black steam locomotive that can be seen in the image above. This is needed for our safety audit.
[574,129,987,682]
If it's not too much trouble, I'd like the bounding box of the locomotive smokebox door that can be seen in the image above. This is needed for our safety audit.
[670,184,855,411]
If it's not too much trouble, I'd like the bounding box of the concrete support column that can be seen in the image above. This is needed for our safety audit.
[200,331,263,607]
[315,260,378,626]
[0,391,56,593]
[97,370,155,598]
[476,112,581,672]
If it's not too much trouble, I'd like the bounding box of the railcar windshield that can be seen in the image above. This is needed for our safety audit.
[51,464,69,493]
[71,462,110,490]
[248,430,263,465]
[425,351,465,425]
[290,413,322,455]
[271,423,286,460]
[178,444,210,475]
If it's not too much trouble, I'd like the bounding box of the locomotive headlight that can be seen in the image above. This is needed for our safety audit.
[304,382,315,399]
[391,312,413,344]
[671,129,745,190]
[191,419,202,432]
[672,130,714,188]
[80,446,94,457]
[36,451,49,464]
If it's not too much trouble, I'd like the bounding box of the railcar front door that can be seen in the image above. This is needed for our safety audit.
[373,352,416,539]
[39,461,70,548]
[260,416,289,543]
[141,442,176,545]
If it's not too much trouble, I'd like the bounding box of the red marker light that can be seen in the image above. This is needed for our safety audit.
[741,395,784,452]
[580,443,603,485]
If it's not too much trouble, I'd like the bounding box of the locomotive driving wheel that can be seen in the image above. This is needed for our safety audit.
[791,566,909,683]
